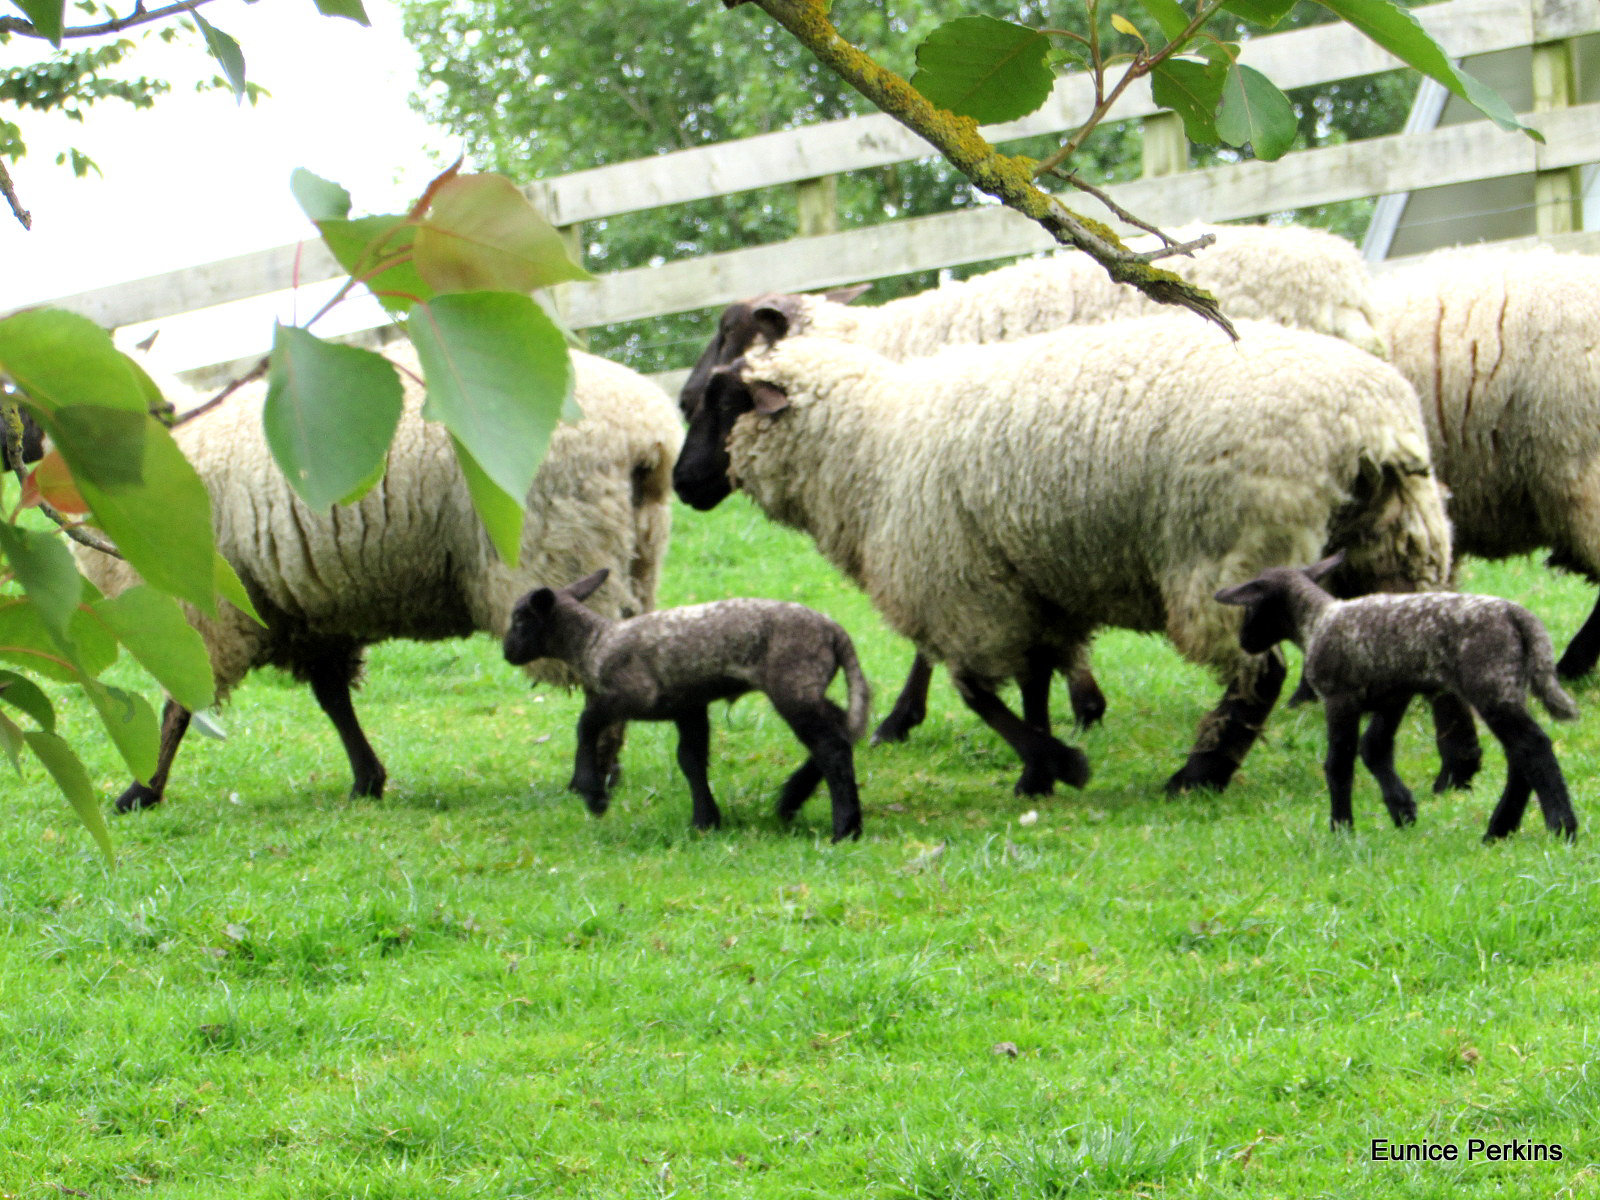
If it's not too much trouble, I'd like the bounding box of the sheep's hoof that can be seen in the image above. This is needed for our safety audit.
[1014,763,1056,797]
[570,782,609,816]
[114,783,163,814]
[1071,698,1106,730]
[1164,757,1232,796]
[871,709,924,745]
[1432,756,1480,794]
[831,815,864,843]
[1053,744,1090,789]
[349,772,386,800]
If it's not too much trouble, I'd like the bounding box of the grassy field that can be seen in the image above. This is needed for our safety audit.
[4,495,1600,1199]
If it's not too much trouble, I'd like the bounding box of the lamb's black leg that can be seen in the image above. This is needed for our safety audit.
[1358,690,1417,827]
[307,649,386,799]
[1322,695,1363,831]
[872,652,933,745]
[1557,591,1600,680]
[775,698,863,841]
[1429,693,1482,793]
[570,705,618,815]
[1165,650,1287,795]
[776,759,823,822]
[953,671,1089,796]
[114,699,192,813]
[1065,661,1107,729]
[1479,707,1577,841]
[674,706,722,831]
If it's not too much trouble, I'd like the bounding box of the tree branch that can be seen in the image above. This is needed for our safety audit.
[0,0,220,40]
[171,355,269,428]
[0,158,31,230]
[727,0,1233,336]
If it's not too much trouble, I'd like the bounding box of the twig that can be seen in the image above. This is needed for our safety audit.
[1045,170,1213,257]
[730,0,1233,336]
[171,355,269,428]
[0,158,31,230]
[0,0,220,40]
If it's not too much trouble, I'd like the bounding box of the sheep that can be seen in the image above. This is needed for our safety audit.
[681,222,1384,743]
[74,343,684,812]
[1215,554,1579,841]
[672,313,1471,797]
[503,568,868,840]
[1376,247,1600,682]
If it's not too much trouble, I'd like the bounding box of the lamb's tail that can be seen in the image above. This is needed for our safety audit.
[1513,605,1580,722]
[834,628,872,743]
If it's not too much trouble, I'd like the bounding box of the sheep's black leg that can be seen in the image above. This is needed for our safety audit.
[1283,671,1318,708]
[1479,707,1577,841]
[1429,693,1482,793]
[1165,650,1287,795]
[1066,662,1107,730]
[775,698,862,841]
[673,706,722,831]
[1020,647,1053,734]
[1322,695,1363,831]
[1358,690,1417,827]
[1557,592,1600,680]
[569,705,618,815]
[114,699,192,813]
[872,652,933,745]
[307,650,386,799]
[953,671,1089,797]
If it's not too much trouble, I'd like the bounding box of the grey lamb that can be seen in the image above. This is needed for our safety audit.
[1216,555,1579,842]
[503,569,869,841]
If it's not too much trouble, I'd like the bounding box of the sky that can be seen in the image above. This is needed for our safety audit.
[1,0,455,371]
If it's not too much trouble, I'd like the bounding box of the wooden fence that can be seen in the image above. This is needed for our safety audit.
[23,0,1600,382]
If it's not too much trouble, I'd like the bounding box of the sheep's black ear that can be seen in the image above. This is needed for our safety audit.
[750,380,789,415]
[1215,580,1266,607]
[1305,552,1345,583]
[823,283,870,306]
[566,569,609,603]
[751,305,790,344]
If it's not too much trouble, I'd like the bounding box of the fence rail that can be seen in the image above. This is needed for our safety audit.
[20,0,1600,376]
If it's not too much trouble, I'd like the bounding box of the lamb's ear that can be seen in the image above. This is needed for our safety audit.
[750,380,790,415]
[1215,580,1266,607]
[567,568,609,602]
[751,305,790,344]
[523,587,557,615]
[1305,551,1346,583]
[823,283,870,306]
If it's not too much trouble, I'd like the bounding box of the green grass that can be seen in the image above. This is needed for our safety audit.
[5,496,1600,1198]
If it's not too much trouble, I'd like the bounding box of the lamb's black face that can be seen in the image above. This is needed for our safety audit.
[503,589,557,665]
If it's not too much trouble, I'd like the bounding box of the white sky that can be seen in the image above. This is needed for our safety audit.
[1,0,456,370]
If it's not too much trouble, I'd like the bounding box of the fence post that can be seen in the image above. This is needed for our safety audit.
[1141,111,1188,180]
[795,175,840,237]
[1532,38,1582,235]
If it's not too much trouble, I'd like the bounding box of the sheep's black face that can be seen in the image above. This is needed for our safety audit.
[503,589,557,665]
[673,369,750,511]
[678,298,796,421]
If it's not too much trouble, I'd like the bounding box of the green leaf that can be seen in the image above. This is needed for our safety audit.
[1315,0,1537,138]
[910,16,1055,125]
[83,680,158,783]
[1220,0,1297,27]
[1217,62,1298,160]
[316,215,433,313]
[190,10,247,100]
[0,599,77,681]
[0,523,81,637]
[0,310,149,418]
[408,293,570,524]
[64,599,118,679]
[313,0,370,25]
[214,554,264,627]
[451,435,525,566]
[265,327,404,511]
[1134,0,1190,43]
[1150,58,1225,144]
[12,0,64,45]
[413,173,594,294]
[0,670,55,732]
[24,730,114,862]
[290,168,352,222]
[49,412,219,617]
[91,586,215,712]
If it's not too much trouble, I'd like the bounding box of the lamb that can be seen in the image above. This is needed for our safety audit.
[1376,247,1600,681]
[1215,554,1579,841]
[502,569,868,841]
[681,222,1385,742]
[672,313,1472,796]
[74,343,684,812]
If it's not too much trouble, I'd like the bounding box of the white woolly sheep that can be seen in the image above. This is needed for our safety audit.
[682,222,1384,741]
[672,314,1468,796]
[1217,554,1579,841]
[75,343,684,812]
[1377,247,1600,681]
[503,568,869,840]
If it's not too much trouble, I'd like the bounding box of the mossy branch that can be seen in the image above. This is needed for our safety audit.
[725,0,1233,337]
